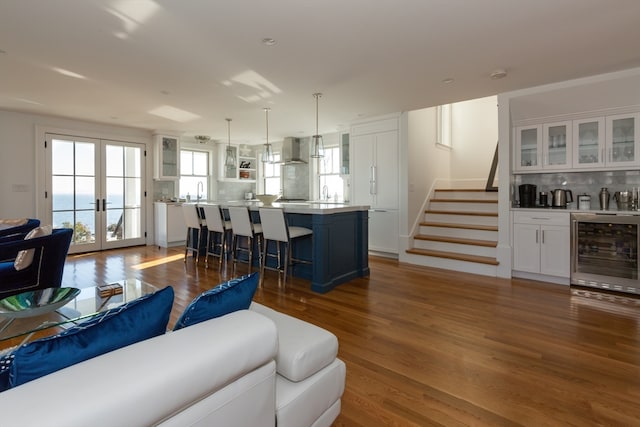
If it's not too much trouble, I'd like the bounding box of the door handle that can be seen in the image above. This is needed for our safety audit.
[92,199,100,212]
[102,199,106,211]
[536,229,539,244]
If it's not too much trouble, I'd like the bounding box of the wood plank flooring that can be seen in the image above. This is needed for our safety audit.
[61,246,640,426]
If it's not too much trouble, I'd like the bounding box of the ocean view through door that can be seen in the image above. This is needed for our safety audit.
[46,134,146,254]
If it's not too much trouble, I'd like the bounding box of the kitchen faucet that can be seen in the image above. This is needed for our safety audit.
[197,181,204,202]
[322,185,329,200]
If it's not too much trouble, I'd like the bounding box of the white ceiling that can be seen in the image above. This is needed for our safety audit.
[2,0,640,144]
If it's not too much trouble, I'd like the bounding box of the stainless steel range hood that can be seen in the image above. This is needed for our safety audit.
[281,137,307,164]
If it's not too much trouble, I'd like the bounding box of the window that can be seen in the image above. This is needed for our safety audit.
[437,104,452,148]
[263,153,281,195]
[179,149,208,200]
[318,146,343,201]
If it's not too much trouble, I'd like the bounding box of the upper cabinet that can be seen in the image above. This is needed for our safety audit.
[606,113,639,168]
[542,121,572,170]
[514,112,640,173]
[573,117,605,168]
[515,125,541,171]
[154,135,180,180]
[218,144,256,182]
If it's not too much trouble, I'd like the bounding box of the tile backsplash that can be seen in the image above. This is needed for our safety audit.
[512,170,640,208]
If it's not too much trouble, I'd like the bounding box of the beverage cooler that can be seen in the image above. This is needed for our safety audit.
[571,213,640,294]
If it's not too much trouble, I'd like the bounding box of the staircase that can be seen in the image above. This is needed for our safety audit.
[405,189,499,276]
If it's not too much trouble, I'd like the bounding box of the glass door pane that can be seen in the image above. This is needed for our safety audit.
[575,119,602,166]
[50,136,101,253]
[520,127,538,167]
[102,141,145,249]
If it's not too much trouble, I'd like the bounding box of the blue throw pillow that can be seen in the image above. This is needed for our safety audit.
[173,272,259,331]
[7,285,174,388]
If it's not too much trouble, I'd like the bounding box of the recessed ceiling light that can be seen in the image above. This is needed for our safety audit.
[262,38,276,46]
[490,69,508,79]
[442,78,454,84]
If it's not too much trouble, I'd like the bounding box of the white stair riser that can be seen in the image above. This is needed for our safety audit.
[433,191,498,201]
[413,240,496,257]
[423,213,497,226]
[419,227,498,240]
[429,201,498,212]
[403,253,498,276]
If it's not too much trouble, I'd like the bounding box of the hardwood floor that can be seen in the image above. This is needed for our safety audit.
[62,246,640,426]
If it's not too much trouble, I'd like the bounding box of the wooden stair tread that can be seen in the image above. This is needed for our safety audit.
[406,248,499,265]
[425,209,498,217]
[414,234,497,247]
[430,198,498,203]
[419,222,498,232]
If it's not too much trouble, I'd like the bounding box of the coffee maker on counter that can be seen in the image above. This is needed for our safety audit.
[518,184,537,207]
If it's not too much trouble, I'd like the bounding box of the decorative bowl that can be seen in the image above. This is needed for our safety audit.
[255,194,280,206]
[0,287,81,319]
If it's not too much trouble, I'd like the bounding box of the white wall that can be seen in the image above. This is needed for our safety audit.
[450,96,498,182]
[406,107,451,231]
[0,109,153,233]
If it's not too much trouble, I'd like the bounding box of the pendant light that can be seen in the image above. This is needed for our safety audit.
[261,107,274,163]
[310,92,324,158]
[224,118,236,167]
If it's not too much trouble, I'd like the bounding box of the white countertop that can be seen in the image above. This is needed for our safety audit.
[512,207,640,215]
[185,201,370,215]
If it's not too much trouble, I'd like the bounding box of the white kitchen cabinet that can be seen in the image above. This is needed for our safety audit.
[606,113,639,168]
[352,130,398,209]
[154,202,186,247]
[351,116,399,254]
[368,209,399,254]
[573,117,605,168]
[154,135,180,180]
[542,121,572,170]
[218,144,256,182]
[512,211,570,278]
[514,125,541,171]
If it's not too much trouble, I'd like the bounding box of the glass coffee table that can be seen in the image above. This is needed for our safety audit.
[0,279,157,348]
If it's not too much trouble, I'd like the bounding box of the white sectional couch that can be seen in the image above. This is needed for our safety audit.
[0,303,346,427]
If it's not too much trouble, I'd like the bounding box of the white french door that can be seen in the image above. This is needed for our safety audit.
[45,133,146,254]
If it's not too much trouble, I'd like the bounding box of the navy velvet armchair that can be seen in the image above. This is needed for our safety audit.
[0,228,73,298]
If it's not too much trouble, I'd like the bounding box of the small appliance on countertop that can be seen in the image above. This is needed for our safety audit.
[577,193,591,210]
[518,184,537,208]
[551,188,573,208]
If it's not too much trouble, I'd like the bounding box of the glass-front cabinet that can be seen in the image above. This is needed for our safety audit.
[154,135,180,180]
[573,117,605,168]
[542,121,571,170]
[606,113,639,168]
[340,132,350,175]
[218,144,256,181]
[515,125,541,171]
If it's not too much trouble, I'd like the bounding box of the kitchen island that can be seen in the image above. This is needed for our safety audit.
[197,201,370,293]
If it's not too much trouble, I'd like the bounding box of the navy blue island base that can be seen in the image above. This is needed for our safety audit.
[194,202,370,293]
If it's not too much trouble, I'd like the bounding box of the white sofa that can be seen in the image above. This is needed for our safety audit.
[0,303,346,427]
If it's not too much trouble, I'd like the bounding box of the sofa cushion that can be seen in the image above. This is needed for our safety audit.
[173,272,259,331]
[275,359,346,427]
[13,225,52,271]
[3,285,174,389]
[250,302,339,382]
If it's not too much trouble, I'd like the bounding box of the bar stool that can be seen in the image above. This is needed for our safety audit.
[201,205,233,269]
[258,207,312,283]
[182,204,203,264]
[227,206,263,272]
